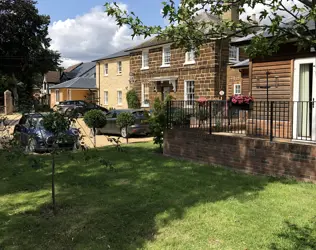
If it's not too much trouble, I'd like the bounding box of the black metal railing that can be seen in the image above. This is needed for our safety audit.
[166,100,316,143]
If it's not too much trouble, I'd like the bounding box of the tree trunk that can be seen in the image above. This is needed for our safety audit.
[52,152,56,214]
[93,127,96,148]
[126,126,129,144]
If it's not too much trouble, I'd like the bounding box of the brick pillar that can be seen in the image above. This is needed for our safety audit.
[4,90,13,115]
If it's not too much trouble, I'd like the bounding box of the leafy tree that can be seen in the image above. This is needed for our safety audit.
[126,89,140,109]
[0,0,60,104]
[84,110,107,147]
[149,95,173,152]
[105,0,314,57]
[42,112,74,214]
[116,112,136,143]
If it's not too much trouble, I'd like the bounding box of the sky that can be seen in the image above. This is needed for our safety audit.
[36,0,180,67]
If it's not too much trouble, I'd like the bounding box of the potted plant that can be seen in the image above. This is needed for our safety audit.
[228,95,254,110]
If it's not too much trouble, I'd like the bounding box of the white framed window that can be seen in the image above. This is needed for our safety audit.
[55,89,60,102]
[185,50,195,64]
[142,50,149,69]
[104,63,108,76]
[117,61,122,74]
[117,90,122,105]
[229,46,239,62]
[184,80,195,107]
[104,91,108,105]
[234,84,241,95]
[162,46,171,66]
[141,83,150,107]
[67,89,72,100]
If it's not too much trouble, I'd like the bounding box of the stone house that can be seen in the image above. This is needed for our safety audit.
[94,50,130,109]
[127,11,241,109]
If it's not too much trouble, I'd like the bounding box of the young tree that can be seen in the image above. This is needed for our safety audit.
[116,112,136,143]
[84,110,107,147]
[42,112,74,214]
[148,95,173,152]
[105,0,314,57]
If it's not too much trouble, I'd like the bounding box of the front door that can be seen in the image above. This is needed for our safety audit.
[162,87,170,101]
[293,58,316,141]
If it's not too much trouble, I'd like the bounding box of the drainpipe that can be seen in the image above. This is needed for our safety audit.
[98,62,101,105]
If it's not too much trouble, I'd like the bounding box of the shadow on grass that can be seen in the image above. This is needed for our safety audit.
[0,144,293,249]
[270,220,316,250]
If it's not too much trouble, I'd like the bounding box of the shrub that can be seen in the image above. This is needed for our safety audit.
[83,110,107,147]
[116,112,135,143]
[126,89,140,109]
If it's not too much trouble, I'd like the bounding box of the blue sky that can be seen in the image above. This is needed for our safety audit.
[36,0,180,66]
[37,0,177,25]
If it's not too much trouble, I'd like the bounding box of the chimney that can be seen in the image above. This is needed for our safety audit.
[222,3,239,22]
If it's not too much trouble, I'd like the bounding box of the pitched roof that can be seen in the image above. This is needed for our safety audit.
[50,77,96,89]
[44,71,60,84]
[93,49,130,62]
[64,63,82,72]
[232,13,312,46]
[125,37,170,52]
[61,62,96,82]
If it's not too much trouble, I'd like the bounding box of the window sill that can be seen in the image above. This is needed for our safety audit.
[183,61,196,66]
[141,105,150,108]
[141,67,149,71]
[117,73,122,76]
[104,74,108,77]
[160,64,170,68]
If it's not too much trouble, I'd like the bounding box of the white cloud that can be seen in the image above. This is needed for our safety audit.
[48,4,145,66]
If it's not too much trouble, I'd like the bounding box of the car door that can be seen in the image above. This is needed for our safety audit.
[99,111,115,134]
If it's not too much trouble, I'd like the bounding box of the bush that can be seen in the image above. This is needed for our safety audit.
[116,112,135,142]
[84,110,107,147]
[83,110,107,130]
[126,89,140,109]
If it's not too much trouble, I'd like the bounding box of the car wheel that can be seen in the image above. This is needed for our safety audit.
[120,127,128,138]
[26,138,37,153]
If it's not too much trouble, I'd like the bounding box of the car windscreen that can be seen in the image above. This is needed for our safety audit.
[132,111,149,118]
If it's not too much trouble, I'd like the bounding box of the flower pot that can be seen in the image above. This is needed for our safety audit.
[229,101,253,110]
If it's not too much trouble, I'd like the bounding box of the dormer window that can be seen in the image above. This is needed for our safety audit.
[229,46,239,62]
[162,46,171,67]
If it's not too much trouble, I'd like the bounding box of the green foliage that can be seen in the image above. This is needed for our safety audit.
[149,97,168,151]
[126,89,140,109]
[116,112,135,129]
[83,110,107,129]
[105,0,315,57]
[0,0,60,99]
[42,112,71,137]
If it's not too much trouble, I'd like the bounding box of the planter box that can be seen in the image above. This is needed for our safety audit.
[229,101,253,110]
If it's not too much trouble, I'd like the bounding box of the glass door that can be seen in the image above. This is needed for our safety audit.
[293,58,316,141]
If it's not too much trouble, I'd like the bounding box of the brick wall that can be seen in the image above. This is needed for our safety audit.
[164,129,316,182]
[130,40,229,108]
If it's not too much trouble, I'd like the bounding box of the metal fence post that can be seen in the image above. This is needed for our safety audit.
[209,101,212,134]
[270,101,274,142]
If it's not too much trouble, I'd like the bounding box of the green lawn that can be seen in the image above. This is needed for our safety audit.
[0,142,316,250]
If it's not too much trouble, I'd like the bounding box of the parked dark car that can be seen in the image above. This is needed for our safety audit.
[96,109,150,138]
[13,113,80,153]
[55,100,108,117]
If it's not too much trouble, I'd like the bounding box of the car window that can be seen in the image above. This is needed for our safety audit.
[106,112,114,118]
[133,111,149,118]
[19,115,28,125]
[78,101,86,106]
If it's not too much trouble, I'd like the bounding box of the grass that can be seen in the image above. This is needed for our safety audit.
[0,142,316,250]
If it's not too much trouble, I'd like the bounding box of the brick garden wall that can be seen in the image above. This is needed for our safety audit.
[164,129,316,182]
